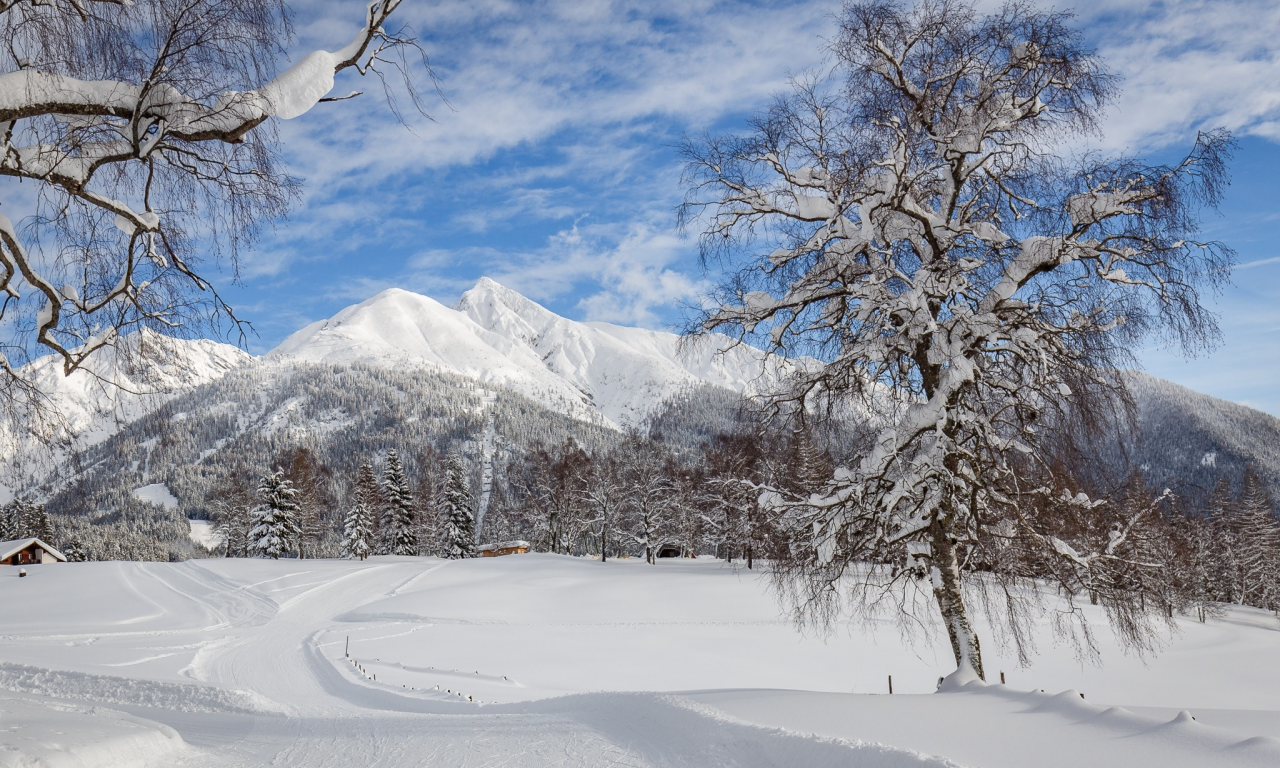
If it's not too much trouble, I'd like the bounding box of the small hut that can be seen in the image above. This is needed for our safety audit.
[477,540,531,557]
[0,538,67,565]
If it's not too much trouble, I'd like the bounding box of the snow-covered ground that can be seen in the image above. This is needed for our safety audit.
[2,554,1278,767]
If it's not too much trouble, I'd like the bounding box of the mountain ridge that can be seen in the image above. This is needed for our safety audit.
[269,278,789,429]
[5,279,1280,508]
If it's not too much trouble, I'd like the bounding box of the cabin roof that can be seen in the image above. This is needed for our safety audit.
[477,540,531,552]
[0,537,67,562]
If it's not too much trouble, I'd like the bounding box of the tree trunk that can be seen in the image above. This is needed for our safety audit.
[929,519,984,681]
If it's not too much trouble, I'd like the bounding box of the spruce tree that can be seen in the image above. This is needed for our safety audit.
[1206,479,1242,603]
[341,461,378,561]
[34,505,55,544]
[1235,466,1280,610]
[0,501,15,540]
[442,454,477,559]
[380,450,418,556]
[248,470,301,559]
[2,498,38,540]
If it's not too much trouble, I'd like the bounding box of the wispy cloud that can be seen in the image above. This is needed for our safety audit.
[209,0,1280,421]
[1233,255,1280,271]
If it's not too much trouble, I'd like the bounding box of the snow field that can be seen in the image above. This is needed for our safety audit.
[2,554,1279,766]
[0,693,188,768]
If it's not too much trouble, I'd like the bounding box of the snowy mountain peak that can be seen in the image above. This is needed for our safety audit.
[456,277,561,347]
[269,279,783,429]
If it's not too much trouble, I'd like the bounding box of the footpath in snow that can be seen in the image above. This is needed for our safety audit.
[1,554,1278,767]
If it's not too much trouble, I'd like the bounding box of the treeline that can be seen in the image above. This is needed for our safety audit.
[1,498,59,549]
[36,361,625,561]
[2,494,189,561]
[208,446,486,561]
[1170,468,1280,615]
[200,419,833,566]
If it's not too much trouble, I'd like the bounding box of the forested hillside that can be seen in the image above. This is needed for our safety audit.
[33,361,625,560]
[1127,372,1280,503]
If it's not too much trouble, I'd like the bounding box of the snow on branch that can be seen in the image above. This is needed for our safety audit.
[0,0,428,388]
[683,0,1235,676]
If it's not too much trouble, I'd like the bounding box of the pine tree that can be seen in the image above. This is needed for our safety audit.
[380,450,417,556]
[1235,466,1280,610]
[1206,479,1242,603]
[787,420,831,496]
[0,500,16,540]
[33,505,55,543]
[2,498,39,541]
[248,470,302,559]
[342,461,378,561]
[442,454,476,559]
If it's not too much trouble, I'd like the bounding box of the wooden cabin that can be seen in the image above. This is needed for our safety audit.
[477,540,531,557]
[0,538,67,565]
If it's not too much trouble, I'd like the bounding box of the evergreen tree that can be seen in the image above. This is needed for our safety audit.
[0,500,16,540]
[2,498,39,541]
[342,461,378,561]
[34,504,55,543]
[1235,466,1280,610]
[787,420,831,496]
[380,450,418,556]
[248,470,301,559]
[442,454,477,559]
[414,447,446,556]
[62,541,88,562]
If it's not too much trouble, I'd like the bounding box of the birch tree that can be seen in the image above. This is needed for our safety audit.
[619,436,675,564]
[0,0,427,420]
[682,0,1234,680]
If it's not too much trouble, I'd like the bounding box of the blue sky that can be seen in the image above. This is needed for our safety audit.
[220,0,1280,414]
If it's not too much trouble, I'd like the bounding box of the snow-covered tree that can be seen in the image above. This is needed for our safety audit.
[207,469,256,557]
[1233,466,1280,610]
[33,504,55,543]
[509,439,592,555]
[580,454,627,563]
[1,497,47,541]
[619,436,676,564]
[0,0,427,422]
[341,460,378,560]
[441,453,476,559]
[413,446,445,555]
[379,449,417,556]
[1205,479,1242,603]
[1,499,20,539]
[283,447,333,559]
[682,0,1234,679]
[248,469,300,559]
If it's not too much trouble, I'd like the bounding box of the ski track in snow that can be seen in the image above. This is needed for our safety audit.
[2,557,1280,767]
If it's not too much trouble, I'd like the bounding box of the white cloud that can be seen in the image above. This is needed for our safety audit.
[230,0,1280,372]
[1073,0,1280,150]
[1233,255,1280,271]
